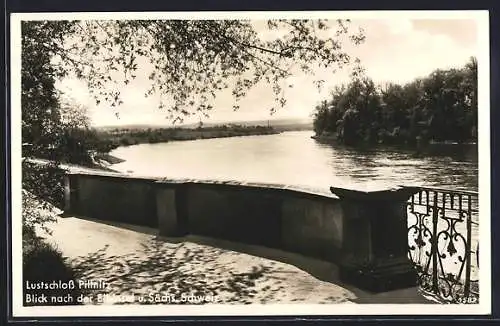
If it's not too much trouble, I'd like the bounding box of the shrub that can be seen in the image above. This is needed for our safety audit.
[22,188,60,242]
[23,236,82,306]
[22,161,65,209]
[22,186,81,306]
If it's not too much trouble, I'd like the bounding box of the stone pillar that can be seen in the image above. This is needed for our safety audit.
[63,173,78,216]
[330,185,419,293]
[155,180,189,237]
[63,174,71,213]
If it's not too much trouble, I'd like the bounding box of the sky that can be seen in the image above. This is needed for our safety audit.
[55,17,480,127]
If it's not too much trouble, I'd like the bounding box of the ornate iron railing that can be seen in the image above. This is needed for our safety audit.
[406,186,479,303]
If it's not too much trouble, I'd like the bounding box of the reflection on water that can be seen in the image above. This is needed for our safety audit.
[110,131,478,194]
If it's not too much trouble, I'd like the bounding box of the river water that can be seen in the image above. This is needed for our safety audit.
[110,130,481,285]
[109,130,478,194]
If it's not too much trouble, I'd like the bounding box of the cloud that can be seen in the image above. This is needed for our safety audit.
[351,19,477,84]
[412,19,477,47]
[384,19,414,35]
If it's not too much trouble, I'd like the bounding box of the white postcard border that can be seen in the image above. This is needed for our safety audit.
[10,10,492,317]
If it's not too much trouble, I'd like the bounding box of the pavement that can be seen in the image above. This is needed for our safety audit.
[39,214,435,305]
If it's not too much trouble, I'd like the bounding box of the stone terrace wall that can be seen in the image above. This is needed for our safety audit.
[64,171,418,292]
[65,172,344,261]
[65,172,160,228]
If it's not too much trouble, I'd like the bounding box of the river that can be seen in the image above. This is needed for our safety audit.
[109,130,478,194]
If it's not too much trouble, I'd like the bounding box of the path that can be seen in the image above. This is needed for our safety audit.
[40,215,435,305]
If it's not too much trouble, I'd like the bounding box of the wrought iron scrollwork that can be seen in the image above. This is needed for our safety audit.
[406,187,479,304]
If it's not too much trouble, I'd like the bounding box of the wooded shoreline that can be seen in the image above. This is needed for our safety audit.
[94,125,281,150]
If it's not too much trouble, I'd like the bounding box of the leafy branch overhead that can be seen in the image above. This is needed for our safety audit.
[22,19,365,123]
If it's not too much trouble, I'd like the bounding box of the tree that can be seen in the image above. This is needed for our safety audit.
[21,19,366,215]
[312,100,330,135]
[317,76,381,145]
[22,21,68,161]
[22,19,366,161]
[380,83,407,131]
[23,19,365,125]
[312,58,478,146]
[463,57,478,141]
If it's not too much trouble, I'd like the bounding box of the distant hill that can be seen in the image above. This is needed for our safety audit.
[182,118,313,131]
[268,118,313,132]
[95,118,313,132]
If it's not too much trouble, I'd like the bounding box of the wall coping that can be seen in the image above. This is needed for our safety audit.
[330,185,420,201]
[68,170,421,202]
[157,178,340,199]
[67,170,340,200]
[67,170,163,181]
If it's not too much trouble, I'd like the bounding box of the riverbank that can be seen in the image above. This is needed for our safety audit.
[310,133,338,142]
[96,125,281,149]
[94,126,286,167]
[311,133,478,147]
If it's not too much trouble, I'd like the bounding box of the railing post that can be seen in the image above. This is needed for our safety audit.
[431,190,439,294]
[330,185,420,292]
[464,195,473,298]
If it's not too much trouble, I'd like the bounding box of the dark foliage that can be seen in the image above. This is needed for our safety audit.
[313,57,478,146]
[22,161,65,209]
[23,236,82,306]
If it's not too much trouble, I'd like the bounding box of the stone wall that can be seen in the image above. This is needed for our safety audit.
[65,172,344,260]
[66,172,159,228]
[185,183,284,248]
[281,194,343,261]
[64,171,418,292]
[153,179,345,261]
